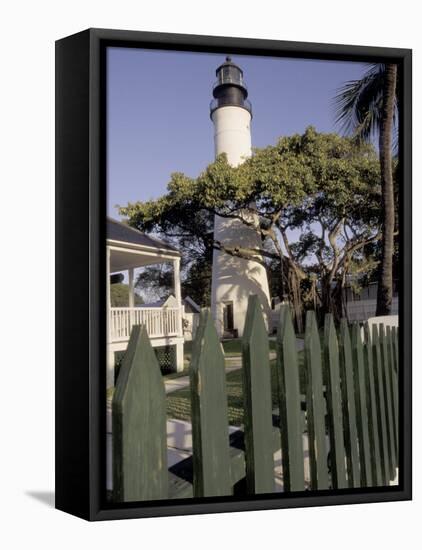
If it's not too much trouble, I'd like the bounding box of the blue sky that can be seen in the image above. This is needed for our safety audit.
[107,47,368,217]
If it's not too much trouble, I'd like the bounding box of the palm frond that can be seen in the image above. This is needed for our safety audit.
[333,64,385,141]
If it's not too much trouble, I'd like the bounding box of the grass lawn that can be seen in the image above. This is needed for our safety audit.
[182,337,278,359]
[222,338,278,356]
[163,337,279,383]
[166,350,305,427]
[162,367,190,381]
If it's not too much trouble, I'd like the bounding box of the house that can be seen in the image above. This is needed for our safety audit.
[343,280,399,321]
[107,218,184,387]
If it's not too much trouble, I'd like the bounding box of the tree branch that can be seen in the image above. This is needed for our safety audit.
[213,241,277,266]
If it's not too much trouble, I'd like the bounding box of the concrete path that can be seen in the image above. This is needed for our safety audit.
[108,417,398,491]
[166,418,240,468]
[165,417,312,492]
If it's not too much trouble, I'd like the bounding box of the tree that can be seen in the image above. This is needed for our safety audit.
[120,128,381,327]
[180,253,213,307]
[121,181,214,307]
[134,258,212,307]
[135,265,174,303]
[334,63,398,315]
[110,283,144,307]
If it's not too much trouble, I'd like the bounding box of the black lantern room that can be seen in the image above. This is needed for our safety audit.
[210,57,252,117]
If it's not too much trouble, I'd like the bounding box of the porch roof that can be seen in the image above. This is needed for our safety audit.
[107,218,177,252]
[107,218,181,273]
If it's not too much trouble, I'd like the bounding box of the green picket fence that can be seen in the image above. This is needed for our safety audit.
[112,295,399,502]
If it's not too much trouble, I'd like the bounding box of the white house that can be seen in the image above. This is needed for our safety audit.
[106,218,184,387]
[344,280,399,321]
[181,296,201,342]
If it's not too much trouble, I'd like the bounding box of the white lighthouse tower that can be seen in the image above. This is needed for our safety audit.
[210,57,271,338]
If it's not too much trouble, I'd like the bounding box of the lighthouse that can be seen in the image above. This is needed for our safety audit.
[210,57,271,338]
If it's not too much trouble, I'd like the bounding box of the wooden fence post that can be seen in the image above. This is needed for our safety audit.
[112,325,168,502]
[305,311,329,490]
[363,323,383,486]
[275,305,305,492]
[324,314,347,489]
[380,324,397,479]
[338,319,360,488]
[392,326,399,373]
[391,325,399,472]
[387,326,399,459]
[242,295,275,494]
[351,324,372,487]
[371,324,389,485]
[190,309,232,497]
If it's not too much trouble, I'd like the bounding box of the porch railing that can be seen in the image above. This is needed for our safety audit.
[110,307,182,342]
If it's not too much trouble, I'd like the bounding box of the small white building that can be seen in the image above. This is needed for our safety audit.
[181,296,201,341]
[106,218,184,387]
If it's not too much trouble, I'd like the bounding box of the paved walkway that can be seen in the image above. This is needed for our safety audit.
[108,417,398,491]
[165,417,312,492]
[164,338,304,394]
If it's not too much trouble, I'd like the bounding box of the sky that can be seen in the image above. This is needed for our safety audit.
[106,47,369,217]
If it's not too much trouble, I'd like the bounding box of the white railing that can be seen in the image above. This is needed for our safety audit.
[110,307,182,342]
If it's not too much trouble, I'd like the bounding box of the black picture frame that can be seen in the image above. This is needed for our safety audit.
[55,28,412,521]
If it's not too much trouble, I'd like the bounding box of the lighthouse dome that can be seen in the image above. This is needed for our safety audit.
[210,56,252,117]
[215,57,245,87]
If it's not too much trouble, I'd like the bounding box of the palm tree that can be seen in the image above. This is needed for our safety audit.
[334,63,398,316]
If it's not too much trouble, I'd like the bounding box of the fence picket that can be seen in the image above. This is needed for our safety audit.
[363,324,383,486]
[351,324,372,487]
[392,326,399,373]
[391,325,399,465]
[371,324,389,485]
[189,309,232,497]
[380,325,397,479]
[387,326,399,459]
[112,325,168,502]
[324,315,347,489]
[275,305,305,492]
[305,311,329,490]
[242,295,275,494]
[339,320,360,488]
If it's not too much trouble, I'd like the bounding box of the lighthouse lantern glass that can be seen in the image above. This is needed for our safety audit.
[218,65,244,87]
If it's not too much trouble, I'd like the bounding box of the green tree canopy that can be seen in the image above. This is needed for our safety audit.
[120,127,382,325]
[110,282,144,307]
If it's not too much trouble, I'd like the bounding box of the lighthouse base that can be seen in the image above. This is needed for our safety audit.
[211,250,271,339]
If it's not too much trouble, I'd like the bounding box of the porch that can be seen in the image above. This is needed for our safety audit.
[107,218,184,387]
[110,306,181,342]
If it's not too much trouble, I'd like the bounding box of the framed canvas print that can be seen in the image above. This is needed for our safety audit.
[55,28,412,521]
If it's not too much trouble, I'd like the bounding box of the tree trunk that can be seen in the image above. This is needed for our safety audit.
[282,261,304,333]
[376,64,397,316]
[320,276,332,318]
